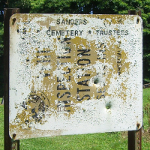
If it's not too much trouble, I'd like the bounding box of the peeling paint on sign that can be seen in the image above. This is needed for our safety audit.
[9,14,143,139]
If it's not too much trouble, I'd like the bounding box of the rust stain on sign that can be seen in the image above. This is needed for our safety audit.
[9,14,143,139]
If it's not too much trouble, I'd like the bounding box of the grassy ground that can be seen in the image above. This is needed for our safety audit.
[20,133,128,150]
[143,88,150,131]
[0,100,4,149]
[0,88,150,150]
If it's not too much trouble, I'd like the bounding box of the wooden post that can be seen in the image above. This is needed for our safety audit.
[4,8,20,150]
[128,128,142,150]
[128,10,142,150]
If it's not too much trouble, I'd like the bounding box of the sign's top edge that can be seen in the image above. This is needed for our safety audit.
[10,13,141,16]
[10,13,142,21]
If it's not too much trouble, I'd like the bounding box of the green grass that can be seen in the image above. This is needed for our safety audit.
[144,78,150,84]
[0,104,4,149]
[143,88,150,106]
[0,88,150,149]
[20,133,127,150]
[143,88,150,131]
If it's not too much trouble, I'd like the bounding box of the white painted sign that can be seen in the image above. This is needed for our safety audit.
[9,14,143,140]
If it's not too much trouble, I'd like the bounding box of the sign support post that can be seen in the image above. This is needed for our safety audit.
[4,8,20,150]
[128,10,142,150]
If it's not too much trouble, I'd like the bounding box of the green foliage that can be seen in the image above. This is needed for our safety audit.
[30,0,81,13]
[143,88,150,133]
[8,0,31,12]
[0,104,4,148]
[0,22,4,97]
[0,22,3,57]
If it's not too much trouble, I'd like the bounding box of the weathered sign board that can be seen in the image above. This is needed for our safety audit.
[9,14,143,140]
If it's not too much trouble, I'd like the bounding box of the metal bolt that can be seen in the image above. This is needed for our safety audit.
[12,18,16,25]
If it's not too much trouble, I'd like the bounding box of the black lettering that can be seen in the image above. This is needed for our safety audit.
[109,30,112,35]
[96,30,99,35]
[57,102,71,112]
[46,27,51,36]
[100,43,106,48]
[71,30,74,36]
[118,72,121,75]
[77,88,90,94]
[57,84,68,90]
[100,30,103,35]
[77,95,90,101]
[44,73,50,77]
[79,30,83,36]
[62,38,71,44]
[57,92,71,98]
[77,73,90,78]
[113,30,117,34]
[98,50,106,53]
[58,102,70,108]
[37,50,51,53]
[64,105,70,107]
[51,30,55,36]
[37,55,50,58]
[67,76,71,81]
[57,56,71,59]
[75,30,78,36]
[103,65,106,70]
[36,60,50,63]
[57,19,60,24]
[117,51,121,55]
[56,30,61,36]
[97,88,105,99]
[66,30,70,36]
[61,19,65,24]
[65,19,69,25]
[62,68,71,74]
[125,30,128,35]
[23,28,26,34]
[57,77,64,82]
[57,76,71,82]
[83,19,87,25]
[69,19,74,25]
[97,50,106,60]
[117,30,120,35]
[117,60,121,63]
[75,19,78,25]
[77,49,91,56]
[77,80,89,86]
[77,59,91,65]
[80,19,83,25]
[64,37,71,41]
[97,94,105,99]
[58,100,71,104]
[97,89,105,93]
[61,30,65,36]
[104,30,108,35]
[66,110,71,112]
[117,50,122,75]
[84,74,90,76]
[121,30,124,35]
